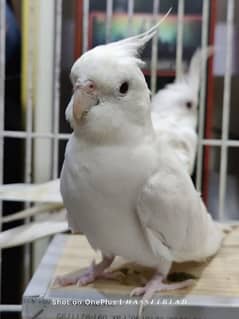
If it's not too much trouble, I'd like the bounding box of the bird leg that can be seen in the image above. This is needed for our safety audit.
[130,272,194,316]
[54,255,115,287]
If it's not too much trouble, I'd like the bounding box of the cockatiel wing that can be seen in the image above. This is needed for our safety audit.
[136,160,224,264]
[152,111,198,174]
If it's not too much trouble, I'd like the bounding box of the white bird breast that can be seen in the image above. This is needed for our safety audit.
[61,134,162,267]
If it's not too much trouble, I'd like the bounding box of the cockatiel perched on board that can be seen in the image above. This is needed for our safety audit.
[151,47,213,175]
[56,16,224,307]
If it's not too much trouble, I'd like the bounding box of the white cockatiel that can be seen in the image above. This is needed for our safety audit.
[151,47,213,175]
[56,20,224,303]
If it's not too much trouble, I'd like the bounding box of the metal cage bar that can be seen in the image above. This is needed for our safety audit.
[23,0,35,283]
[0,0,5,197]
[127,0,134,36]
[0,304,22,313]
[52,0,63,179]
[202,139,239,147]
[0,0,6,305]
[176,0,184,79]
[218,0,235,220]
[25,1,34,185]
[0,130,70,140]
[0,0,5,185]
[106,0,113,43]
[150,0,160,95]
[196,0,210,191]
[1,132,239,148]
[82,0,89,53]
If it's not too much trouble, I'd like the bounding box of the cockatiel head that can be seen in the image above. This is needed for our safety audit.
[151,47,214,119]
[65,12,170,142]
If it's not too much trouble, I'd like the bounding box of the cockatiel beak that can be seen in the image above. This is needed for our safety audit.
[73,80,98,121]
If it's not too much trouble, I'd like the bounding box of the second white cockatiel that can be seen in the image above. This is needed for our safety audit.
[151,47,213,175]
[56,20,224,305]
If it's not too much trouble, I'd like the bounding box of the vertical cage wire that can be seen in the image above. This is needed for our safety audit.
[175,0,184,79]
[127,0,134,35]
[150,0,160,95]
[25,1,34,185]
[33,0,55,187]
[52,0,62,179]
[218,0,235,221]
[82,0,89,53]
[23,0,35,283]
[106,0,113,43]
[0,0,6,305]
[0,0,5,208]
[196,0,210,191]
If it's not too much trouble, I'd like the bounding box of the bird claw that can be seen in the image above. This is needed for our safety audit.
[131,276,194,297]
[53,265,98,287]
[130,287,146,297]
[76,271,95,287]
[53,274,82,287]
[76,264,118,286]
[130,275,194,317]
[53,257,115,287]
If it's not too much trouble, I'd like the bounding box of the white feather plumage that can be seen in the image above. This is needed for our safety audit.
[151,47,214,175]
[60,22,223,293]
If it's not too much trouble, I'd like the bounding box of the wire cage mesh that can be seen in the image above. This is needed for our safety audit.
[0,0,238,315]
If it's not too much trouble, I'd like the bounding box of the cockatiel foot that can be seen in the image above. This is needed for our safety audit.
[130,273,194,316]
[54,256,114,287]
[130,273,194,297]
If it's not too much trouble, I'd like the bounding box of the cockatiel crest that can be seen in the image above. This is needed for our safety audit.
[65,10,171,132]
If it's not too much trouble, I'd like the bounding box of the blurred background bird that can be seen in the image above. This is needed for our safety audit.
[151,47,213,175]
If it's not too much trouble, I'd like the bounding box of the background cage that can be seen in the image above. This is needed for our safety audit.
[0,0,238,317]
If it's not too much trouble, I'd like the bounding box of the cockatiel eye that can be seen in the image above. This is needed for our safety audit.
[119,81,129,95]
[186,101,192,109]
